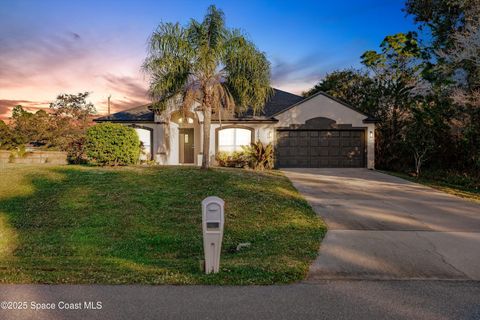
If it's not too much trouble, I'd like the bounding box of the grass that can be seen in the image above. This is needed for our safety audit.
[0,164,325,285]
[383,170,480,202]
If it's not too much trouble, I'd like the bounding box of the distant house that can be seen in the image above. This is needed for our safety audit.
[94,89,376,168]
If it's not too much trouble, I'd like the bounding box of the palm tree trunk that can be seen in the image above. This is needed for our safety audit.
[201,106,212,169]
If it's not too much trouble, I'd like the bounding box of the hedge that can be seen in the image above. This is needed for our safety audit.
[86,123,140,166]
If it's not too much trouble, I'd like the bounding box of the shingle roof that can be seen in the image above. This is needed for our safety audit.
[94,89,377,123]
[94,104,154,122]
[94,88,304,123]
[240,88,304,118]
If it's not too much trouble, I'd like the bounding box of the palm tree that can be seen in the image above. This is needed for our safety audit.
[143,5,272,169]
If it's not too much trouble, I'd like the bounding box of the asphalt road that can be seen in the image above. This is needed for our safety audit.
[0,281,479,320]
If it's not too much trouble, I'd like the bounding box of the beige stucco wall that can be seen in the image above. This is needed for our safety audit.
[274,94,375,169]
[122,93,375,168]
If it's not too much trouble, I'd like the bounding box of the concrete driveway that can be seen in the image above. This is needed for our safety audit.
[282,168,480,281]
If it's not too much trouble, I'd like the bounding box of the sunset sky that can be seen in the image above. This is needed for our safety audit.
[0,0,415,120]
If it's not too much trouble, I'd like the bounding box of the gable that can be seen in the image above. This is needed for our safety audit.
[273,92,373,128]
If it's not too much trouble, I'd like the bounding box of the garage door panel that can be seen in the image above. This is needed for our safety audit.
[341,139,351,147]
[295,149,308,157]
[329,139,340,147]
[298,138,309,147]
[276,129,365,168]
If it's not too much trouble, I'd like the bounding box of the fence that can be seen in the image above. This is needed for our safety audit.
[0,150,68,165]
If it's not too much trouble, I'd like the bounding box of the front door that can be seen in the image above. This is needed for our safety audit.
[179,128,194,164]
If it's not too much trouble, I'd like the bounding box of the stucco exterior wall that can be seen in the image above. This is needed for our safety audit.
[274,94,375,169]
[119,93,375,168]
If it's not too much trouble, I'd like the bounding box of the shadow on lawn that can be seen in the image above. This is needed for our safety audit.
[0,167,202,283]
[0,166,324,284]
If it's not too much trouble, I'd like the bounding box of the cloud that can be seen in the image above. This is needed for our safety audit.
[100,74,150,113]
[0,31,91,89]
[270,49,362,94]
[269,54,332,94]
[0,99,49,120]
[0,26,149,118]
[71,32,81,40]
[271,53,324,83]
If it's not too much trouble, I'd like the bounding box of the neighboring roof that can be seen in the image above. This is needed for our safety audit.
[94,104,154,122]
[271,91,378,123]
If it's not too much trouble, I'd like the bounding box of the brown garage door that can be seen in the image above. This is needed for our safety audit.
[275,129,366,168]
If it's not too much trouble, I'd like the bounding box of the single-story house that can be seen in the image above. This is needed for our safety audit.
[94,89,377,168]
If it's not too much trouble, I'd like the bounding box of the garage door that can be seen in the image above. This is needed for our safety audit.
[275,130,365,168]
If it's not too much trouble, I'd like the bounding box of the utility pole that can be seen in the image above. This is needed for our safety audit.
[107,95,111,115]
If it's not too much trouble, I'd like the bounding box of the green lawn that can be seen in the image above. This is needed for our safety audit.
[383,170,480,202]
[0,165,325,284]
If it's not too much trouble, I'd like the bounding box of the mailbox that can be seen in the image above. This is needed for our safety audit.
[202,196,224,274]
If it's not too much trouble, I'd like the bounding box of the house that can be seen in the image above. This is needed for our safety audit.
[94,89,376,168]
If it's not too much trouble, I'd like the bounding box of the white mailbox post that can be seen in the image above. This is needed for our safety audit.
[202,196,224,274]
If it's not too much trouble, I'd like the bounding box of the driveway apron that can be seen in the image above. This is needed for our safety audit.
[282,168,480,281]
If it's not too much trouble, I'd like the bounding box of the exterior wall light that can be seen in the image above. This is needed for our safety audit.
[369,131,374,139]
[267,130,273,140]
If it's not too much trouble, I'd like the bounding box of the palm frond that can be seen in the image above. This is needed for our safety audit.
[223,30,273,115]
[142,22,194,112]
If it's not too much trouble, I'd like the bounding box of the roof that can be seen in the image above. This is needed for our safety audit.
[271,91,378,123]
[94,104,154,122]
[94,88,304,123]
[240,88,304,118]
[93,88,377,123]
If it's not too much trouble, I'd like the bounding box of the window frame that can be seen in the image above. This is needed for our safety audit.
[215,125,254,153]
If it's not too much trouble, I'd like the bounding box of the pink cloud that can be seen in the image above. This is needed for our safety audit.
[0,29,150,120]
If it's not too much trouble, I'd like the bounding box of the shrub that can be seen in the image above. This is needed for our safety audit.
[67,136,88,164]
[242,141,274,170]
[85,123,140,166]
[216,151,248,168]
[8,145,30,163]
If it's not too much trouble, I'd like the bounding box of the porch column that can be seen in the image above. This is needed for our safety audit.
[198,121,204,166]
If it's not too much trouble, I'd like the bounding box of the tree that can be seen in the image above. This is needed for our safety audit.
[49,92,97,151]
[404,0,480,54]
[403,104,436,177]
[361,32,425,169]
[437,7,480,170]
[49,92,96,122]
[0,120,15,149]
[10,105,34,146]
[143,5,272,169]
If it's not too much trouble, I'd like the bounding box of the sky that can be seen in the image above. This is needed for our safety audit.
[0,0,416,119]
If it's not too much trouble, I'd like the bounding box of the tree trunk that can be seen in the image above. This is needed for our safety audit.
[415,156,421,178]
[201,106,212,170]
[414,150,424,178]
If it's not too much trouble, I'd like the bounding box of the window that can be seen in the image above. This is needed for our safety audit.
[218,128,252,152]
[134,128,152,156]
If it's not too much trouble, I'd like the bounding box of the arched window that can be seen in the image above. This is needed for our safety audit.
[218,127,252,152]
